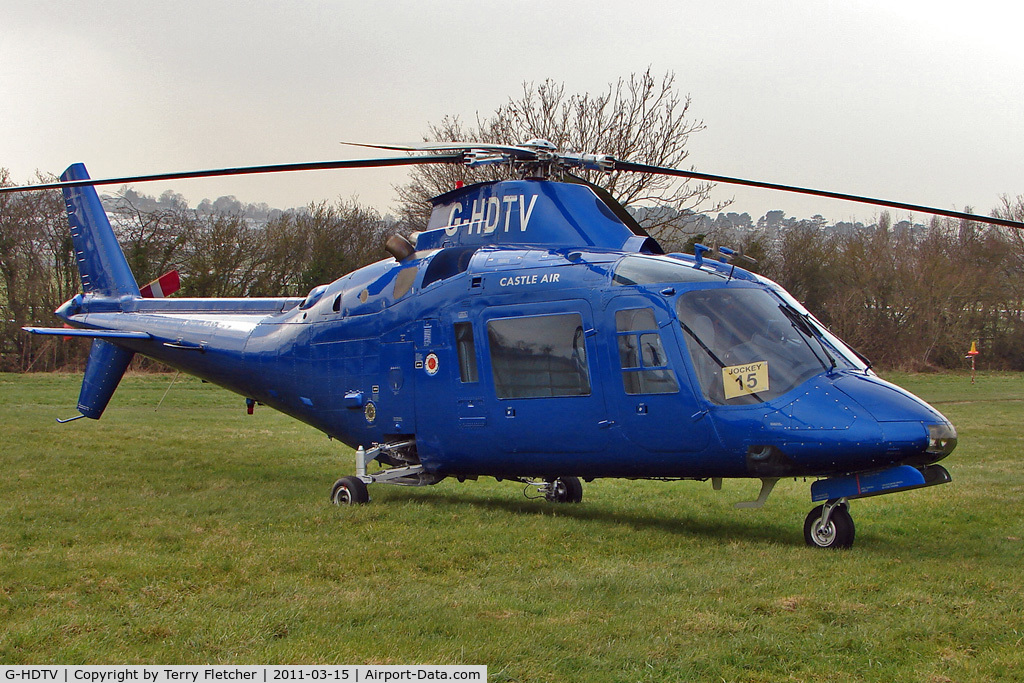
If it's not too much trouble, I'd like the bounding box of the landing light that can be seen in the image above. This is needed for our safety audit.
[927,423,957,456]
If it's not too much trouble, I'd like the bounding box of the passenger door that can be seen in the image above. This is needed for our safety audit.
[606,295,709,453]
[482,301,610,464]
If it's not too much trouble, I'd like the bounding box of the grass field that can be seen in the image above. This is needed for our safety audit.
[1,371,1022,681]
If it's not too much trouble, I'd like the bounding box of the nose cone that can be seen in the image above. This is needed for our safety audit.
[833,372,956,465]
[833,373,945,422]
[715,372,957,478]
[712,370,950,479]
[746,377,889,474]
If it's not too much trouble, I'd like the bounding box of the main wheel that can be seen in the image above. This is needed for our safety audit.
[545,476,583,504]
[331,476,369,505]
[804,503,855,549]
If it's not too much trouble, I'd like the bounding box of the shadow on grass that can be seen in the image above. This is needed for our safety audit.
[376,486,804,547]
[363,486,982,557]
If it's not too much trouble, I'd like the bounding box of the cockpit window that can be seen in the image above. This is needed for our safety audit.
[299,284,329,310]
[677,286,854,405]
[422,246,478,288]
[613,255,722,286]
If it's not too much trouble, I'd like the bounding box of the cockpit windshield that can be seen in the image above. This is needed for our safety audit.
[677,286,856,405]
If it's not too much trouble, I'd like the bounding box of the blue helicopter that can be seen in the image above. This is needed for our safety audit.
[6,140,1019,548]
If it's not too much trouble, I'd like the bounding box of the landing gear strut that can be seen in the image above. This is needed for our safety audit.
[330,439,446,505]
[804,499,855,549]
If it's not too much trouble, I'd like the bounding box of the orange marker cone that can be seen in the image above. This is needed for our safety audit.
[966,341,979,384]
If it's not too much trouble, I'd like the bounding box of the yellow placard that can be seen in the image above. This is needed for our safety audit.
[722,361,769,399]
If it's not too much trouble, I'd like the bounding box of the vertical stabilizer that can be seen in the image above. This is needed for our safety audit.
[61,163,140,297]
[78,339,135,419]
[59,164,139,419]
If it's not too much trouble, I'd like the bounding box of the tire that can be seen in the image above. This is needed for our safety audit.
[546,476,583,504]
[804,503,855,549]
[331,476,369,505]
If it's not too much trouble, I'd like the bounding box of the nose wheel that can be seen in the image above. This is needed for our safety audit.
[331,476,370,505]
[804,499,855,549]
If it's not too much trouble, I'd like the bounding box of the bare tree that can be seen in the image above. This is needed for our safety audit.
[177,212,266,297]
[105,188,193,286]
[0,168,73,370]
[989,195,1024,364]
[290,199,389,294]
[255,199,390,297]
[394,69,728,242]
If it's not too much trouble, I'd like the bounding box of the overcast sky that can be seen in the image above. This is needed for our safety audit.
[4,0,1022,224]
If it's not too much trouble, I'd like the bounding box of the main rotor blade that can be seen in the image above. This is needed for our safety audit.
[342,141,538,157]
[0,153,464,195]
[615,159,1024,230]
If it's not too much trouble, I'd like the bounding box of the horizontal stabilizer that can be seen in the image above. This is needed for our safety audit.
[23,327,151,340]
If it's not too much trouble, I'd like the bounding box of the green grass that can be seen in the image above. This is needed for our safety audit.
[1,371,1022,681]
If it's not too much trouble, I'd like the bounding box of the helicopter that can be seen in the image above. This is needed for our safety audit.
[5,139,1021,549]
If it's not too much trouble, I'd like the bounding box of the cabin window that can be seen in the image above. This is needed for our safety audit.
[615,308,679,395]
[455,322,478,383]
[487,313,591,399]
[393,266,417,300]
